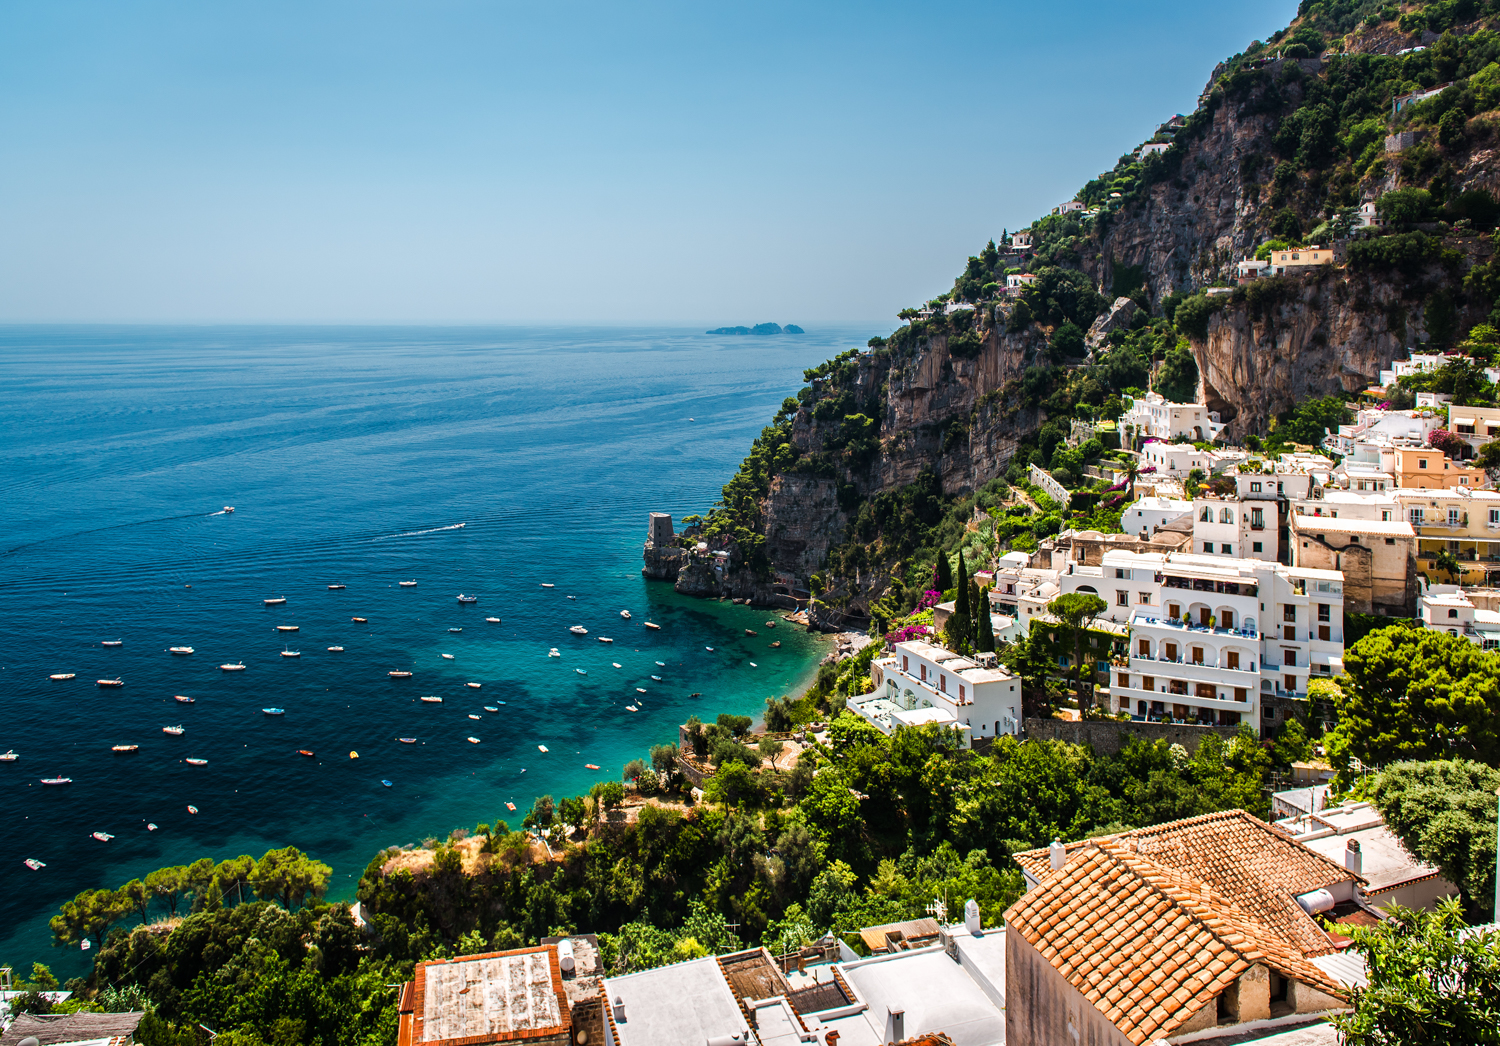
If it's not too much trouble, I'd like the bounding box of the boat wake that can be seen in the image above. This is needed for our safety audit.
[372,522,468,541]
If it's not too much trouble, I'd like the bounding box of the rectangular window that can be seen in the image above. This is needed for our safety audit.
[1386,537,1396,545]
[939,674,946,692]
[1409,508,1424,524]
[1284,650,1297,667]
[1285,674,1297,692]
[1191,646,1204,664]
[1250,482,1262,492]
[1284,624,1297,641]
[1221,543,1233,554]
[1165,643,1178,661]
[1450,508,1461,525]
[1253,541,1263,553]
[1142,676,1155,692]
[1117,590,1129,606]
[1419,459,1429,469]
[919,664,926,681]
[1318,603,1330,621]
[1284,605,1297,622]
[1491,509,1500,525]
[1203,542,1214,553]
[958,684,965,700]
[1382,510,1392,521]
[1168,603,1179,618]
[1139,592,1152,604]
[1117,673,1129,688]
[1115,567,1130,579]
[1251,508,1264,528]
[1234,687,1248,703]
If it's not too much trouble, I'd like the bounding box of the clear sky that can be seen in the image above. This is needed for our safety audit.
[0,1,1300,325]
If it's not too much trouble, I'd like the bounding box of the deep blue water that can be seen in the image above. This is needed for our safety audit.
[0,325,867,972]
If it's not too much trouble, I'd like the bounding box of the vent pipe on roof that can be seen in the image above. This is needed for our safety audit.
[556,938,575,974]
[889,1008,905,1041]
[1345,837,1363,875]
[613,996,626,1023]
[1049,839,1066,871]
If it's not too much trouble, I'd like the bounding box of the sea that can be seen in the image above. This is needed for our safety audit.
[0,324,873,973]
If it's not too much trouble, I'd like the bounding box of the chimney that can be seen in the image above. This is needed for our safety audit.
[1049,839,1066,872]
[1345,837,1362,875]
[824,1033,840,1046]
[613,996,626,1023]
[888,1007,905,1041]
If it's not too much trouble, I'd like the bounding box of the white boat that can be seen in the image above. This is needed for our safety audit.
[264,597,286,605]
[185,758,207,766]
[224,506,235,513]
[540,583,554,588]
[705,646,715,652]
[567,595,576,600]
[263,707,284,715]
[187,805,198,814]
[328,646,344,652]
[749,662,758,667]
[548,648,560,658]
[398,737,417,743]
[41,777,71,785]
[420,696,443,703]
[275,625,299,632]
[469,714,481,720]
[169,646,194,655]
[441,653,454,660]
[147,823,157,831]
[468,736,481,743]
[174,695,195,704]
[655,661,666,667]
[486,616,501,623]
[221,663,246,671]
[98,678,123,687]
[448,627,463,633]
[457,594,478,603]
[92,831,115,841]
[49,673,75,680]
[620,610,632,619]
[389,670,412,678]
[399,580,417,587]
[636,687,647,694]
[281,648,300,658]
[467,682,482,688]
[625,705,638,712]
[101,639,123,647]
[569,625,588,635]
[651,675,661,681]
[643,622,661,630]
[598,636,613,644]
[483,706,498,712]
[612,662,622,668]
[24,858,45,870]
[163,725,184,735]
[328,583,346,590]
[537,744,549,753]
[112,744,139,751]
[0,750,15,761]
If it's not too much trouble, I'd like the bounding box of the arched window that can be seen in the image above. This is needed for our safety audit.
[1200,507,1212,522]
[1219,507,1234,524]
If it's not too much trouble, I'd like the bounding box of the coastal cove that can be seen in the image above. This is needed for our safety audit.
[0,325,854,972]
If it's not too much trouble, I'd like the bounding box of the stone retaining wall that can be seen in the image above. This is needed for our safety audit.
[1022,717,1239,754]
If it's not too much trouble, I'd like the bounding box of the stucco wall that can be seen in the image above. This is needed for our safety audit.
[1005,931,1134,1046]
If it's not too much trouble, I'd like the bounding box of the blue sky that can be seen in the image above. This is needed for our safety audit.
[0,1,1300,324]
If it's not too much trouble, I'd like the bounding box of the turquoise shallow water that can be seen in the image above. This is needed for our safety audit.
[0,324,865,971]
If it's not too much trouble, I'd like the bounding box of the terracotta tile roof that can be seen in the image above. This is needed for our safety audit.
[1013,809,1360,958]
[1005,840,1347,1046]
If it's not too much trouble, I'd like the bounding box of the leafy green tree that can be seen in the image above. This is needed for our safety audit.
[213,855,256,906]
[1050,321,1086,359]
[120,878,151,924]
[144,865,187,917]
[1330,900,1500,1044]
[50,887,130,947]
[622,758,647,783]
[1329,626,1500,768]
[1046,593,1109,712]
[1377,187,1437,226]
[1369,760,1500,913]
[1434,547,1463,585]
[250,847,332,910]
[1155,341,1200,402]
[600,780,625,808]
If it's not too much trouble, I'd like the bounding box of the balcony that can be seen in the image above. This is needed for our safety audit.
[1131,614,1259,640]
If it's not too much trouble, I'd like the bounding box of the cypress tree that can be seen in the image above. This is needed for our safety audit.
[954,554,970,618]
[947,554,972,653]
[934,552,953,594]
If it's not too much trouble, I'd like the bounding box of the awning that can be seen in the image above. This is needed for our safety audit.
[1310,650,1343,667]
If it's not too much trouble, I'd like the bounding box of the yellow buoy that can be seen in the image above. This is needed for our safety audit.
[349,751,359,759]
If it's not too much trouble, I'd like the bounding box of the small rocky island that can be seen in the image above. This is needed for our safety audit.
[706,322,804,335]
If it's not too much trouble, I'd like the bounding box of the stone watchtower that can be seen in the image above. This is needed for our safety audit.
[648,512,674,547]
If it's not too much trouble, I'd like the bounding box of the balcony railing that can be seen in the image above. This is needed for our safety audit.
[1132,653,1257,673]
[1132,614,1259,639]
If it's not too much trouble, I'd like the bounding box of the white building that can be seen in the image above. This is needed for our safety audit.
[1235,257,1271,280]
[1056,200,1085,214]
[1120,391,1225,444]
[1139,441,1213,477]
[1006,272,1038,291]
[1122,496,1194,537]
[1292,489,1398,522]
[1378,352,1445,388]
[1188,465,1316,562]
[1139,142,1170,157]
[1011,230,1033,249]
[1058,549,1345,730]
[1355,201,1384,230]
[1419,585,1500,649]
[1449,404,1500,450]
[866,639,1022,743]
[1324,406,1446,459]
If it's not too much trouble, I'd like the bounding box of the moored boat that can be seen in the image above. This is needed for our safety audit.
[575,668,587,675]
[263,707,284,715]
[101,639,123,647]
[24,858,45,870]
[457,594,478,603]
[540,583,554,588]
[484,706,498,712]
[643,621,661,630]
[636,687,647,694]
[625,704,638,712]
[111,744,138,752]
[297,750,314,757]
[651,675,661,681]
[93,831,114,841]
[505,801,516,811]
[328,583,346,590]
[264,597,286,605]
[420,695,442,703]
[598,636,613,643]
[0,750,16,761]
[328,646,344,652]
[537,744,548,752]
[620,610,632,619]
[469,714,481,720]
[655,661,666,667]
[467,682,482,688]
[770,641,781,648]
[41,776,71,785]
[750,662,758,667]
[612,662,622,668]
[398,737,417,743]
[280,648,300,658]
[486,616,501,623]
[163,725,184,735]
[221,663,246,671]
[441,653,454,659]
[187,805,198,813]
[147,823,157,830]
[276,625,299,632]
[185,758,208,766]
[468,736,481,743]
[352,616,367,623]
[585,763,600,770]
[448,627,463,633]
[381,779,392,788]
[569,625,588,635]
[548,648,560,657]
[389,670,412,678]
[98,678,124,687]
[399,580,417,587]
[49,673,75,680]
[169,646,194,654]
[175,693,197,704]
[745,629,757,636]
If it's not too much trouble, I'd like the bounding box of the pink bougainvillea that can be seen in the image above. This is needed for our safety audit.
[1428,428,1467,458]
[916,589,942,610]
[885,624,932,644]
